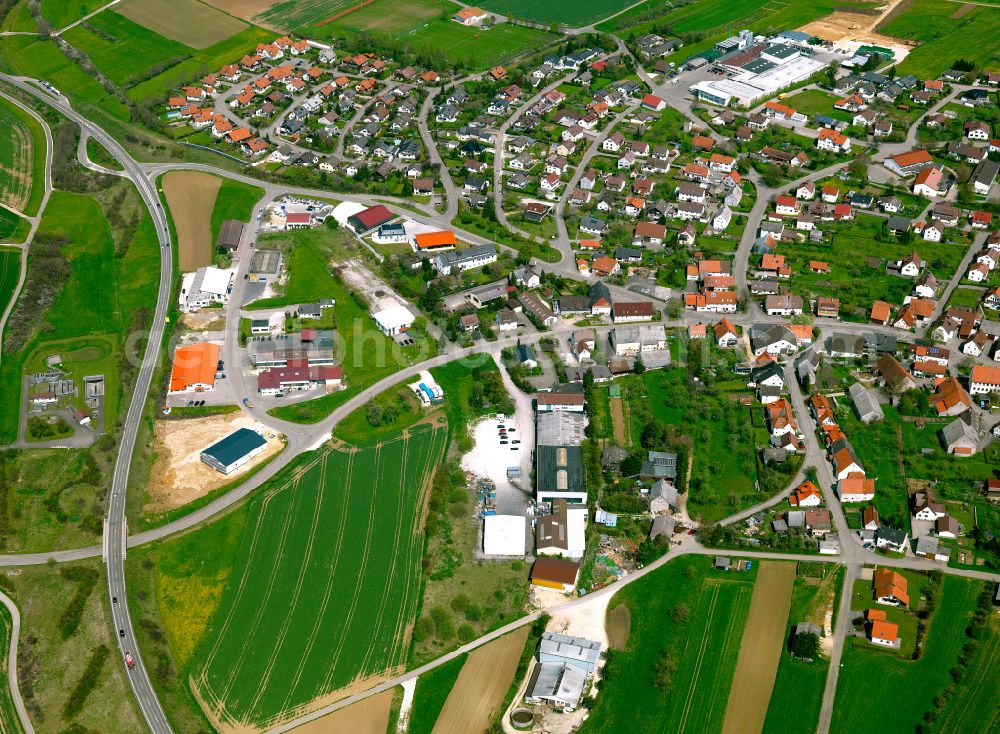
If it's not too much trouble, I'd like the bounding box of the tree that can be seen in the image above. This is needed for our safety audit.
[634,355,646,374]
[366,402,384,426]
[791,631,820,659]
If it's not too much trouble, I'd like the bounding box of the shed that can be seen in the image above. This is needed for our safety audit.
[200,428,267,475]
[215,219,244,251]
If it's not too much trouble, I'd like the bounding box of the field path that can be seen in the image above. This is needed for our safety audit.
[721,562,796,734]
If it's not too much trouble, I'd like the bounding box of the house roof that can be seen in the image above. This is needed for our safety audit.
[170,342,220,392]
[873,567,909,605]
[531,556,580,585]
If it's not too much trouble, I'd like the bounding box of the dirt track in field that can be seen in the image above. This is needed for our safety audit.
[288,689,394,734]
[607,604,631,650]
[431,627,529,734]
[720,562,796,734]
[162,171,221,272]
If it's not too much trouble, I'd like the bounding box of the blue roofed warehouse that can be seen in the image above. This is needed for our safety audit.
[200,428,267,475]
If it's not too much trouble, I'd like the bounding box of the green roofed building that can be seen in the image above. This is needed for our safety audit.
[200,428,267,475]
[536,445,587,504]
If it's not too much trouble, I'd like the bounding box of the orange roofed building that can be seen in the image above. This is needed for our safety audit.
[169,342,220,393]
[414,230,456,251]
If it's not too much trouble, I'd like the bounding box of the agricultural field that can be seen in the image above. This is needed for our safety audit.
[720,562,795,734]
[407,654,467,734]
[0,247,21,323]
[290,689,396,734]
[0,94,46,216]
[6,562,144,733]
[477,0,623,26]
[580,555,756,734]
[932,609,1000,734]
[192,424,447,729]
[0,207,27,241]
[39,0,112,28]
[429,628,528,734]
[878,0,1000,78]
[782,214,968,323]
[161,171,222,271]
[762,563,843,734]
[831,574,984,734]
[312,0,557,68]
[63,10,191,89]
[1,0,37,33]
[113,0,247,49]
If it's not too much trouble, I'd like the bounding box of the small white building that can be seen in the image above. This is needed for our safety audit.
[372,305,415,335]
[483,515,527,556]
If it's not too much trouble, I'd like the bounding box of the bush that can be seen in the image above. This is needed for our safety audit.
[62,644,109,719]
[58,567,99,640]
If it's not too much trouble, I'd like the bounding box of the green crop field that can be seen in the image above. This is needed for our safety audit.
[0,209,25,241]
[63,10,191,89]
[1,1,37,33]
[879,0,1000,77]
[209,178,263,245]
[0,94,46,217]
[310,0,455,35]
[40,0,110,28]
[580,555,755,734]
[0,248,21,325]
[407,653,466,734]
[831,575,984,734]
[193,424,447,729]
[478,0,624,26]
[933,610,1000,733]
[257,0,371,30]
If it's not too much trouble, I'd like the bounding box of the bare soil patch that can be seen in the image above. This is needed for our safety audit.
[432,627,529,734]
[115,0,247,48]
[162,171,221,271]
[720,562,796,734]
[951,3,974,19]
[289,689,394,734]
[181,310,227,331]
[146,411,283,513]
[607,604,631,650]
[799,0,909,45]
[609,396,627,447]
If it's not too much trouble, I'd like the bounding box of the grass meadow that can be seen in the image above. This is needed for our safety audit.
[0,602,22,734]
[0,93,46,216]
[7,562,144,732]
[0,188,159,444]
[39,0,110,29]
[1,1,37,33]
[193,424,447,729]
[0,247,21,322]
[879,0,1000,77]
[209,177,263,245]
[580,555,756,734]
[762,563,843,734]
[407,653,466,734]
[831,575,985,734]
[0,36,131,120]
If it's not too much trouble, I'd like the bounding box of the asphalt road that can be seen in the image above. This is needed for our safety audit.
[0,590,34,734]
[0,74,175,734]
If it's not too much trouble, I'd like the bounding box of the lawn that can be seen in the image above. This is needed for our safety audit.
[0,36,131,120]
[260,236,436,425]
[0,188,159,443]
[478,0,625,26]
[579,555,756,734]
[0,93,46,216]
[7,561,144,732]
[63,10,192,89]
[407,653,466,734]
[193,423,447,729]
[831,575,984,734]
[209,178,263,246]
[783,214,968,322]
[836,405,910,530]
[782,88,854,123]
[332,382,427,444]
[879,0,1000,78]
[762,563,843,734]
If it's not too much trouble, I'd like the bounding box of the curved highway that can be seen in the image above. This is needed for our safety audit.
[0,74,175,733]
